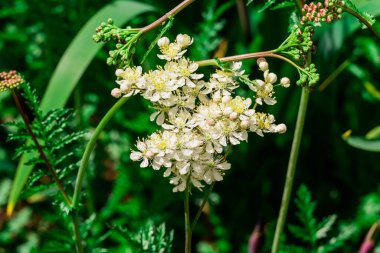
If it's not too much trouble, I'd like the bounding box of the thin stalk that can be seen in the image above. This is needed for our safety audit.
[184,185,192,253]
[141,0,195,33]
[293,0,303,14]
[343,6,380,41]
[196,50,275,67]
[71,211,84,253]
[72,96,130,208]
[271,86,310,253]
[11,90,72,206]
[191,182,215,232]
[190,145,232,232]
[319,59,350,91]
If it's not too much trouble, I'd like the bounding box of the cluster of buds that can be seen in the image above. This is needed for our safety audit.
[301,0,345,25]
[113,34,288,192]
[93,18,141,67]
[297,63,319,87]
[0,70,24,92]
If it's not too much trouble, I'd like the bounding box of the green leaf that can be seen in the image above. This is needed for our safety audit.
[366,125,380,139]
[363,81,380,101]
[40,1,154,112]
[343,135,380,152]
[7,1,154,215]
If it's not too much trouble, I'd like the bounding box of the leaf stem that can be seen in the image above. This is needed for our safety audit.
[141,0,196,33]
[191,182,215,232]
[184,183,192,253]
[343,6,380,41]
[71,211,84,253]
[271,86,310,253]
[11,90,72,206]
[72,96,130,208]
[318,59,350,91]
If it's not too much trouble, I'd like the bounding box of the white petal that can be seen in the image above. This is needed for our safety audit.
[212,169,223,181]
[130,151,142,161]
[156,113,165,125]
[140,158,149,168]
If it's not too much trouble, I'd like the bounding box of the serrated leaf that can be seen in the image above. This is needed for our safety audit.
[8,1,154,216]
[343,135,380,152]
[258,0,278,12]
[270,0,295,10]
[316,215,337,239]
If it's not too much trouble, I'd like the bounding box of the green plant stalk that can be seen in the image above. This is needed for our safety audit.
[184,184,192,253]
[343,6,380,41]
[191,182,215,232]
[271,86,310,253]
[318,59,350,91]
[72,96,130,208]
[71,211,84,253]
[11,90,72,206]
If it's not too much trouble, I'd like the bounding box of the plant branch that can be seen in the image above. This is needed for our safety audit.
[11,90,72,206]
[72,96,130,208]
[270,84,310,253]
[191,182,214,232]
[141,0,196,33]
[184,183,192,253]
[319,59,350,91]
[343,6,380,41]
[71,211,84,253]
[196,50,275,67]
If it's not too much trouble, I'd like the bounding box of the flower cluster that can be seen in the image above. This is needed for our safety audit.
[301,0,344,25]
[0,70,24,92]
[113,34,289,192]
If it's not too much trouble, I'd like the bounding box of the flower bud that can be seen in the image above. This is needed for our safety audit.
[120,83,131,93]
[176,34,193,48]
[257,57,266,65]
[280,77,291,88]
[258,61,268,71]
[229,112,238,120]
[115,69,124,77]
[111,88,121,98]
[207,119,215,126]
[157,37,170,47]
[276,123,287,133]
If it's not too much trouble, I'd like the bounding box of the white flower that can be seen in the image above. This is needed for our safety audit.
[176,34,193,48]
[165,58,203,88]
[130,140,154,168]
[280,77,291,88]
[140,69,177,102]
[203,158,231,184]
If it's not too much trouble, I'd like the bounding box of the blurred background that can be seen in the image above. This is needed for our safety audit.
[0,0,379,252]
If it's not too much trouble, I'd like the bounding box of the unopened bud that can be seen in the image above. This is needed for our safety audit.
[280,77,291,88]
[111,88,121,98]
[258,61,268,71]
[207,119,215,126]
[157,37,170,47]
[176,34,193,48]
[276,123,287,134]
[241,120,250,129]
[229,112,238,120]
[115,69,124,77]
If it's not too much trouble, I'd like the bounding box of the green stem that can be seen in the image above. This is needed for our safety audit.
[318,59,350,91]
[343,6,380,41]
[11,90,72,206]
[191,182,215,232]
[184,185,192,253]
[71,211,84,253]
[293,0,303,14]
[71,96,130,208]
[271,86,310,253]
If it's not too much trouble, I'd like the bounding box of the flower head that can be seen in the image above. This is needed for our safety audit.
[0,71,23,92]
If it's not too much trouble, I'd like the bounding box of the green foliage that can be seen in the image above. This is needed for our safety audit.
[5,83,84,194]
[344,0,376,27]
[115,222,174,253]
[190,0,233,60]
[281,185,356,253]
